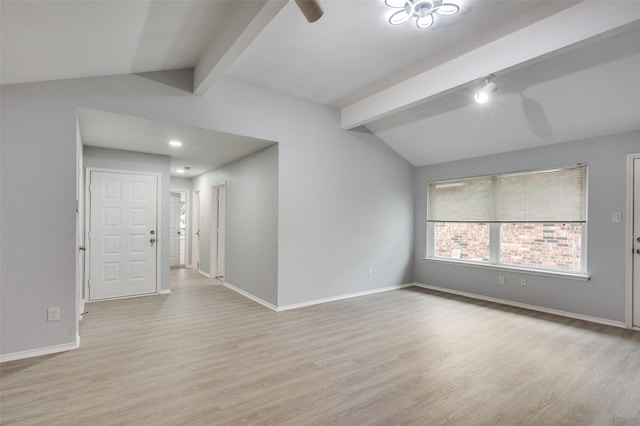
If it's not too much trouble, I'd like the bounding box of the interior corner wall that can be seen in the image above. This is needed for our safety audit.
[414,130,640,323]
[83,146,171,293]
[0,73,414,357]
[193,145,278,305]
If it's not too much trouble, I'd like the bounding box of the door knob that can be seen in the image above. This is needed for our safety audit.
[150,230,155,235]
[150,238,156,244]
[79,246,86,251]
[636,248,640,255]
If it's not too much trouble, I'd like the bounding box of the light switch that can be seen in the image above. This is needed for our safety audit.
[611,212,621,223]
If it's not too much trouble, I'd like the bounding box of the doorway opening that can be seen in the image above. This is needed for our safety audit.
[169,190,188,268]
[211,184,226,280]
[193,189,201,272]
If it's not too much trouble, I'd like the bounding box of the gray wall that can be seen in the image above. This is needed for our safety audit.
[0,72,414,356]
[414,131,640,323]
[83,146,171,292]
[170,176,193,191]
[207,78,415,306]
[194,145,278,304]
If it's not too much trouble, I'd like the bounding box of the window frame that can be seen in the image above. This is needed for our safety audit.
[425,165,590,281]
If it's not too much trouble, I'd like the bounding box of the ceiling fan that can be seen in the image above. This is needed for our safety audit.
[295,0,323,23]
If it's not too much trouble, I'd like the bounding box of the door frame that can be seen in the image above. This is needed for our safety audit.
[84,167,163,302]
[211,184,226,279]
[193,189,201,271]
[75,121,84,328]
[626,152,640,330]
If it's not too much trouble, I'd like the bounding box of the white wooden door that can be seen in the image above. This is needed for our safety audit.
[89,171,158,300]
[169,192,181,267]
[217,185,226,278]
[633,158,640,327]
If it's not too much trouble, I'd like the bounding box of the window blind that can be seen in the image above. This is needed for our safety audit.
[428,165,587,223]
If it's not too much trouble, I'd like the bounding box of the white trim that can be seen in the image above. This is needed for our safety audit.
[277,284,414,311]
[223,282,278,311]
[1,336,80,363]
[192,189,201,272]
[413,283,626,329]
[422,257,590,281]
[210,183,226,280]
[85,168,162,301]
[198,269,212,278]
[160,289,172,295]
[627,153,640,328]
[85,292,161,303]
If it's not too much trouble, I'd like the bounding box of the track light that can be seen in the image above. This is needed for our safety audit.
[475,75,497,104]
[295,0,323,23]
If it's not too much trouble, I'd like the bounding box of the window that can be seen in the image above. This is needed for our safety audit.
[433,222,490,261]
[427,165,587,274]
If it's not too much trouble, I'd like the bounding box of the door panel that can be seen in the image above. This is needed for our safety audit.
[217,186,226,278]
[633,158,640,327]
[193,190,200,270]
[89,171,157,300]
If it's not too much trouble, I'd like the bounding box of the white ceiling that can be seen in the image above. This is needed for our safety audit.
[225,0,578,107]
[0,0,234,85]
[2,0,640,171]
[78,109,275,178]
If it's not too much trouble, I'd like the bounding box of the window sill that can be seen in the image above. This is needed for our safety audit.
[421,257,590,281]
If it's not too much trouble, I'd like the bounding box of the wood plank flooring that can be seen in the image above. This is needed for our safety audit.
[2,268,640,425]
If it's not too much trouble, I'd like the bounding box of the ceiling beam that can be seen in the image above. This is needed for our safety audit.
[340,2,640,130]
[193,0,287,95]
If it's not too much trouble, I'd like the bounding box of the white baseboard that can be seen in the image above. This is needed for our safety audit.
[277,283,414,312]
[224,282,414,312]
[1,335,80,363]
[412,283,627,329]
[198,269,212,278]
[160,289,172,295]
[223,282,278,311]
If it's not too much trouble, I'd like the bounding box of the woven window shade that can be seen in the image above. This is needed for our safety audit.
[428,165,587,223]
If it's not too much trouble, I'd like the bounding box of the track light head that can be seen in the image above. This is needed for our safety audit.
[475,75,497,104]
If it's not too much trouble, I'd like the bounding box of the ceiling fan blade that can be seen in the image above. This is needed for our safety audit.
[295,0,323,23]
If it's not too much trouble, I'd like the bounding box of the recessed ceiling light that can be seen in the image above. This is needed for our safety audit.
[169,140,182,147]
[176,169,185,174]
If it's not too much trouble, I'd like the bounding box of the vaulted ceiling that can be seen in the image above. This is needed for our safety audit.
[2,0,639,173]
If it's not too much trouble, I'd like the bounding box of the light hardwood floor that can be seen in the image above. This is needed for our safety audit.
[2,269,640,425]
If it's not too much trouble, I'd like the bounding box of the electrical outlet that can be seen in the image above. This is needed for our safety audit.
[368,269,373,278]
[498,275,505,284]
[47,307,60,321]
[520,278,527,286]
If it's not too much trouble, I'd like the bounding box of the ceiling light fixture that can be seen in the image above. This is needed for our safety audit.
[474,75,497,104]
[176,169,185,174]
[385,0,460,29]
[169,140,182,147]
